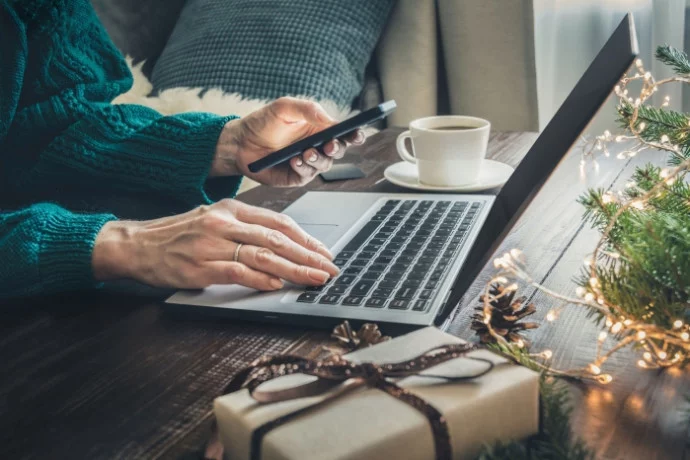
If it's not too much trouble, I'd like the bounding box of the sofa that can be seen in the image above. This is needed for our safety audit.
[92,0,539,132]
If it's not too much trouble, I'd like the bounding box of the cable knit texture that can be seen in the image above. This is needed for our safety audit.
[0,0,241,300]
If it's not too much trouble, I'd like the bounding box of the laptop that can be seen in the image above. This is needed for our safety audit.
[166,14,638,331]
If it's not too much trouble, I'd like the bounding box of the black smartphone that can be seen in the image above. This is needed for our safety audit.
[247,100,396,173]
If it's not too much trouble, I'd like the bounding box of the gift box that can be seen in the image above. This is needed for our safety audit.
[214,326,539,460]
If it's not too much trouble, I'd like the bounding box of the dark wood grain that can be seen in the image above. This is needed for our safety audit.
[0,129,684,459]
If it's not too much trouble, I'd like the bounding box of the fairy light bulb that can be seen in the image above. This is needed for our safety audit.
[638,360,647,368]
[611,322,623,334]
[636,331,646,340]
[496,276,508,284]
[516,339,525,349]
[658,351,668,360]
[545,310,556,322]
[584,293,595,302]
[589,277,599,288]
[681,332,689,341]
[575,286,587,297]
[589,363,601,375]
[638,122,646,131]
[598,332,608,342]
[542,350,553,359]
[605,318,613,328]
[661,134,670,143]
[643,352,652,361]
[673,320,683,329]
[597,374,613,384]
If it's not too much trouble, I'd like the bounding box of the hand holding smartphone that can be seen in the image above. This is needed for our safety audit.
[248,100,396,173]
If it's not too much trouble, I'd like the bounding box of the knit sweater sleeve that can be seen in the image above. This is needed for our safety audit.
[0,203,117,300]
[1,0,241,210]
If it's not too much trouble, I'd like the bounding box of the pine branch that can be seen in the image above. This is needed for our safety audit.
[655,45,690,75]
[476,345,595,460]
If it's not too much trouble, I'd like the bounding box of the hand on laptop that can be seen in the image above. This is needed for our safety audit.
[211,97,365,186]
[91,199,339,290]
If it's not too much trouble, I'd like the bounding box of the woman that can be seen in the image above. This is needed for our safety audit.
[0,0,365,299]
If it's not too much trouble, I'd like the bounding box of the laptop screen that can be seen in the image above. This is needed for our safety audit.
[440,13,639,322]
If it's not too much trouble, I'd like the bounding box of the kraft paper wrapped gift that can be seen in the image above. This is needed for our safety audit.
[214,327,539,460]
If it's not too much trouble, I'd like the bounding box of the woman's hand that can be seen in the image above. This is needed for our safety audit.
[92,199,339,290]
[212,97,365,186]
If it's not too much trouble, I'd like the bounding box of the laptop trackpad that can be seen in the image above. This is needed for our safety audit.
[282,192,382,248]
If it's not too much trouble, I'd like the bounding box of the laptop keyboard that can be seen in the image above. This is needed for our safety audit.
[296,199,482,312]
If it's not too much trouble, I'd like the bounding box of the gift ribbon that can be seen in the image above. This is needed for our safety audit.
[205,342,494,460]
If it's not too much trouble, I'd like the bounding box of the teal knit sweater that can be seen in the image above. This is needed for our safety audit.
[0,0,241,300]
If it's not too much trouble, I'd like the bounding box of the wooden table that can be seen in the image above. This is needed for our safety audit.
[1,129,687,459]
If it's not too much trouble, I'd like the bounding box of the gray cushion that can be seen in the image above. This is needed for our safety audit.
[150,0,395,109]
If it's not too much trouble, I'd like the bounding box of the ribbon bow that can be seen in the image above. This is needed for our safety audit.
[209,342,494,460]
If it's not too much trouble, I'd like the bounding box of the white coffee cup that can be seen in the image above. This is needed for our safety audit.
[396,115,490,186]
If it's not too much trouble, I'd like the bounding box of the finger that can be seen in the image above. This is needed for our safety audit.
[322,139,345,159]
[229,202,334,259]
[343,129,366,145]
[302,148,334,172]
[271,97,335,126]
[202,261,284,291]
[223,225,339,277]
[237,245,331,286]
[290,155,319,179]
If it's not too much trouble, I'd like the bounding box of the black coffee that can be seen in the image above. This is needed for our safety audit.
[432,125,476,131]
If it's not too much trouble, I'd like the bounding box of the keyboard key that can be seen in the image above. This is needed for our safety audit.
[338,251,355,259]
[403,279,422,288]
[361,271,381,280]
[372,287,393,298]
[387,199,401,205]
[350,259,368,267]
[372,214,387,222]
[414,262,432,271]
[343,296,364,306]
[319,295,341,304]
[395,287,417,299]
[378,279,399,288]
[351,280,375,296]
[397,255,416,263]
[344,267,363,275]
[335,275,357,285]
[384,242,403,251]
[369,264,388,272]
[371,238,387,246]
[297,293,318,303]
[305,285,325,292]
[471,202,481,208]
[366,298,387,308]
[389,300,410,310]
[328,285,348,295]
[343,221,382,253]
[407,271,426,280]
[426,281,439,289]
[419,289,433,300]
[381,249,398,257]
[413,300,429,312]
[375,256,394,264]
[360,251,377,258]
[333,258,349,267]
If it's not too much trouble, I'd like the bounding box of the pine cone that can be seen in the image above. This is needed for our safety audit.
[471,284,539,348]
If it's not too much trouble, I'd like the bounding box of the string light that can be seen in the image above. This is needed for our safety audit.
[484,58,690,382]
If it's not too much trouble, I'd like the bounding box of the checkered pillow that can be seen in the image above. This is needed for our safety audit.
[150,0,395,109]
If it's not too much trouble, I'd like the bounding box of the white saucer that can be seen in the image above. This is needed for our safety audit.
[383,160,514,192]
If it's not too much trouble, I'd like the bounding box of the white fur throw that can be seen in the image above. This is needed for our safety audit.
[112,59,357,195]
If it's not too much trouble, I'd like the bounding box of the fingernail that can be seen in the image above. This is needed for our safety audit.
[329,142,340,156]
[270,278,284,289]
[308,268,330,283]
[309,152,318,163]
[323,259,340,275]
[296,158,303,166]
[356,131,365,143]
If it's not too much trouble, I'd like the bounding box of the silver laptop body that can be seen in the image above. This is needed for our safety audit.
[165,14,638,331]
